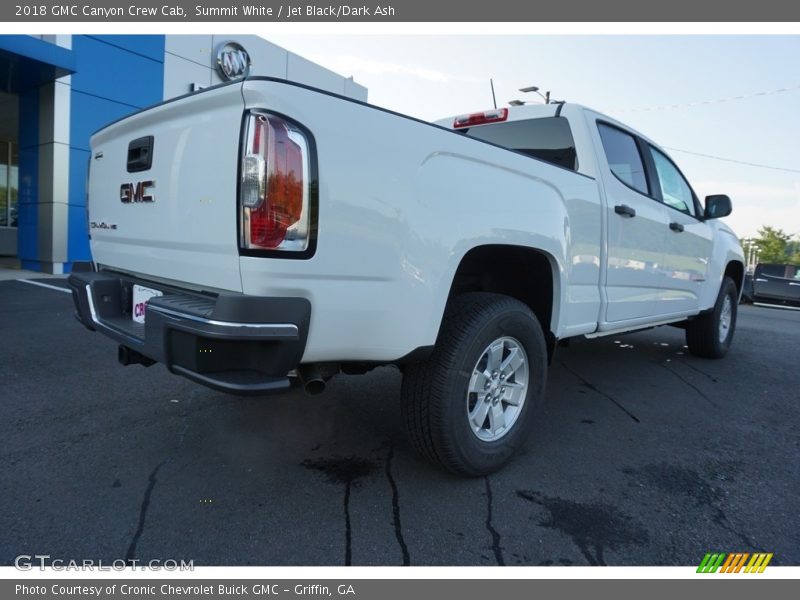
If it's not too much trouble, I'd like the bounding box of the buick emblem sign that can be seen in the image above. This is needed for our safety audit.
[215,41,251,81]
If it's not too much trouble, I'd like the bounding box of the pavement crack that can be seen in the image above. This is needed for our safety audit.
[561,362,640,423]
[300,456,376,566]
[484,476,505,566]
[385,446,410,566]
[343,480,354,566]
[124,395,193,563]
[125,461,165,563]
[676,360,719,383]
[659,363,719,409]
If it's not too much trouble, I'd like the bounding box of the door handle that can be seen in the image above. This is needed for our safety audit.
[790,282,800,287]
[669,222,684,232]
[614,204,636,218]
[755,278,768,283]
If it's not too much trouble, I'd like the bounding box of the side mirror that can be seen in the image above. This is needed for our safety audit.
[704,194,732,219]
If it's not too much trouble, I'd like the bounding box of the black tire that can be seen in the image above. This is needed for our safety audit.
[685,276,738,358]
[401,292,548,476]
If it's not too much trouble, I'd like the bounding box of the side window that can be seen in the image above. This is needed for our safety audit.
[649,147,697,217]
[757,264,787,278]
[597,123,649,195]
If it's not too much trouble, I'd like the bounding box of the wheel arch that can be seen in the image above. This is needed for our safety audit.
[443,244,560,357]
[724,259,745,297]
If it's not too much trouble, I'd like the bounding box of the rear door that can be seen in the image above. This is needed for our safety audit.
[88,82,245,292]
[787,266,800,302]
[594,121,670,323]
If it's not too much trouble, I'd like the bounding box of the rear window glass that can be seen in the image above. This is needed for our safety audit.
[462,116,578,171]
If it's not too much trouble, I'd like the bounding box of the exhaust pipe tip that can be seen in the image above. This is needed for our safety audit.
[297,364,327,396]
[304,379,326,396]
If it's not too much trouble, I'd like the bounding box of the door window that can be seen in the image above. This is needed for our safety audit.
[649,147,696,217]
[597,123,649,195]
[759,264,800,279]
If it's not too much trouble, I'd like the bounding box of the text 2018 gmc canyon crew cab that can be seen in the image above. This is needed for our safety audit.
[69,77,744,475]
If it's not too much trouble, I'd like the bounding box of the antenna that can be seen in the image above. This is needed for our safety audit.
[490,79,497,109]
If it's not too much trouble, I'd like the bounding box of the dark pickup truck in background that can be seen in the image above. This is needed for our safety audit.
[743,263,800,307]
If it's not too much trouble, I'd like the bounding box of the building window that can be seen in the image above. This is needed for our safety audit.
[0,141,18,228]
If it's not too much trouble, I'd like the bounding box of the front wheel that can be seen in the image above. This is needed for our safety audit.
[685,276,738,358]
[401,292,548,476]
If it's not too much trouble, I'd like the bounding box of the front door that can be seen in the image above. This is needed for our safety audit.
[647,146,714,315]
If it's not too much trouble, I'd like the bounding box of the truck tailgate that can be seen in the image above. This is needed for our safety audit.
[88,83,245,292]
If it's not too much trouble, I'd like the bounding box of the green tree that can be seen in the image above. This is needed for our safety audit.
[753,226,794,264]
[788,239,800,265]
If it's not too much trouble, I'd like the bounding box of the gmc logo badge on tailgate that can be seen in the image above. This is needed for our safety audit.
[120,181,155,203]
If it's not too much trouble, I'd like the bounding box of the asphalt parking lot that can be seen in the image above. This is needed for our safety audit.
[1,277,798,567]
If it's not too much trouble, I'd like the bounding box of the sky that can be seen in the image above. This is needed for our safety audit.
[267,34,800,239]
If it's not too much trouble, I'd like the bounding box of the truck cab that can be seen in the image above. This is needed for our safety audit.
[438,102,743,333]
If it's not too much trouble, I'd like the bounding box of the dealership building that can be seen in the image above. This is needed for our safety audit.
[0,35,367,273]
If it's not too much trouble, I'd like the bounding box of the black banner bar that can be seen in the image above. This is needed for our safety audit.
[4,0,800,22]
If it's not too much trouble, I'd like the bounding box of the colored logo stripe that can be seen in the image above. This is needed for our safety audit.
[720,553,749,573]
[697,552,773,573]
[744,553,773,573]
[697,553,726,573]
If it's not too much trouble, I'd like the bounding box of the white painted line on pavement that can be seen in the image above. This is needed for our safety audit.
[17,278,72,294]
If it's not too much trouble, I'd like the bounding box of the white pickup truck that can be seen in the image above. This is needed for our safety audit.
[69,77,744,475]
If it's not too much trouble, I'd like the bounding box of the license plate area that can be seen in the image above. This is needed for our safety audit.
[132,284,163,324]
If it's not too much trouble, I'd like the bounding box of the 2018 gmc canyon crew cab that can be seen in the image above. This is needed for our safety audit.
[68,77,744,475]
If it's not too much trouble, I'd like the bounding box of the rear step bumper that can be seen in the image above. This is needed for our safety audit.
[68,271,311,395]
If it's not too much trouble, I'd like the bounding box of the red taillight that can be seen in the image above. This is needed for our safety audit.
[241,113,310,251]
[453,108,508,128]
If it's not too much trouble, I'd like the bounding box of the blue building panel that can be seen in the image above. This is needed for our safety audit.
[88,35,166,63]
[10,35,167,270]
[69,91,141,152]
[66,35,166,266]
[18,86,39,150]
[0,35,75,93]
[70,35,164,114]
[66,203,91,264]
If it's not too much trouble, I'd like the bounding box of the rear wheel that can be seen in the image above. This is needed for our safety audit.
[685,276,738,358]
[401,292,547,476]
